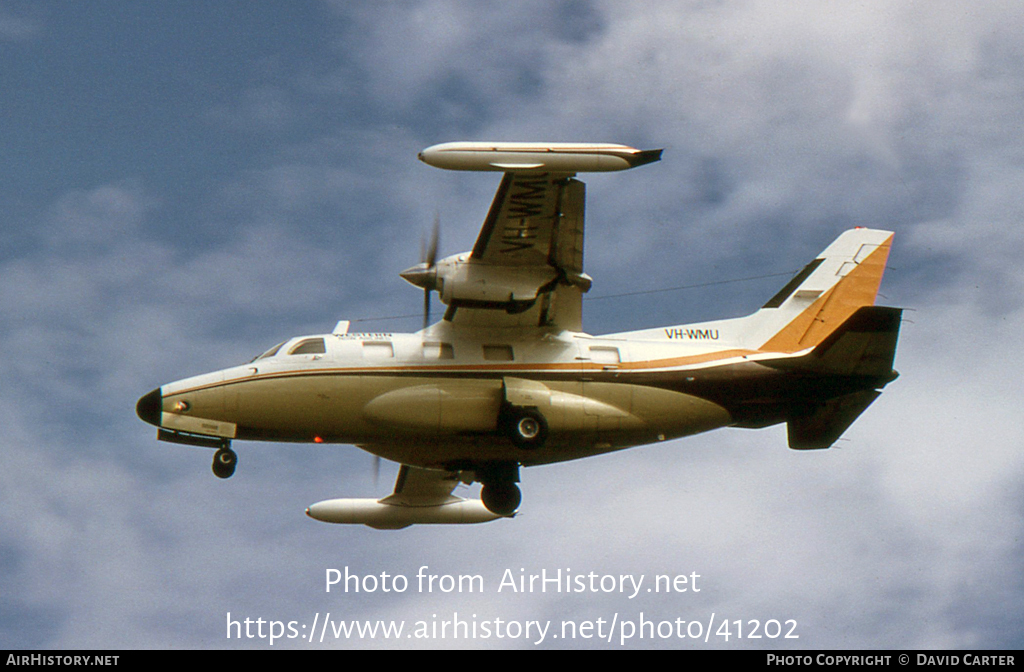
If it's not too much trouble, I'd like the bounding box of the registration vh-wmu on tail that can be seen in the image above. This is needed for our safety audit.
[136,142,902,529]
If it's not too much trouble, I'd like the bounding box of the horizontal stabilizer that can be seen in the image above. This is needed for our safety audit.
[807,306,902,378]
[783,306,901,449]
[771,305,903,379]
[788,389,881,450]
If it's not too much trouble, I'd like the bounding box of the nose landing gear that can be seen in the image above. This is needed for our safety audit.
[212,446,237,479]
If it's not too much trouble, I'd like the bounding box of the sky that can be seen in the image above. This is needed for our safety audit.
[2,0,1023,650]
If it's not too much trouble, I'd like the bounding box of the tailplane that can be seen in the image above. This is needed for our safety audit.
[787,390,882,450]
[799,305,902,378]
[781,305,902,449]
[611,227,902,450]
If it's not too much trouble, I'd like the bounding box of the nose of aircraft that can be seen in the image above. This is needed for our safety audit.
[136,388,162,427]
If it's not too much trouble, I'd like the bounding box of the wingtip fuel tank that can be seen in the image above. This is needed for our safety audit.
[418,142,662,173]
[305,497,505,530]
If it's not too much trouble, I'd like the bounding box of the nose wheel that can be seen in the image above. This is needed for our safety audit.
[212,447,237,479]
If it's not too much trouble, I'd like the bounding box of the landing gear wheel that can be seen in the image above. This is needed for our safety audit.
[212,448,237,479]
[481,482,521,516]
[504,407,548,450]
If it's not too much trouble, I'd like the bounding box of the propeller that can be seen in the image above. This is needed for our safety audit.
[401,213,441,330]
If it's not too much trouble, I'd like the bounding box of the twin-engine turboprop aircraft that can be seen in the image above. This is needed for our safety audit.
[136,141,902,529]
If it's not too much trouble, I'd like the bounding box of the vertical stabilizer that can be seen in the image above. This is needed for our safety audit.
[752,228,894,353]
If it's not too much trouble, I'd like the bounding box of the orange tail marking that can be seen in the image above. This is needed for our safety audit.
[760,234,894,353]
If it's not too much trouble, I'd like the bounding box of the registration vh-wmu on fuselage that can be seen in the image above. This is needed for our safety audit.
[136,142,902,529]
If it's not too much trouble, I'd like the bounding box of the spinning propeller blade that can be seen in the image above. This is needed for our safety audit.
[421,214,440,329]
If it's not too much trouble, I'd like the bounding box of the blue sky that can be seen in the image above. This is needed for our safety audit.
[2,0,1023,649]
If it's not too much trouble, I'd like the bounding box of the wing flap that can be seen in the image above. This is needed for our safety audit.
[551,178,585,276]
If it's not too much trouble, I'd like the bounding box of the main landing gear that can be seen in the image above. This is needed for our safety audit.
[477,462,521,517]
[481,481,521,516]
[501,405,548,450]
[479,403,546,515]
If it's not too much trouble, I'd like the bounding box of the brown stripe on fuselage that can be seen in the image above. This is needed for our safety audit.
[163,347,765,399]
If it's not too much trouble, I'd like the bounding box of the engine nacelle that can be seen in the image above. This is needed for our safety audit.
[440,256,558,310]
[402,252,568,313]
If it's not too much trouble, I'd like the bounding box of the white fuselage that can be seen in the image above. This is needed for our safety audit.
[153,322,759,469]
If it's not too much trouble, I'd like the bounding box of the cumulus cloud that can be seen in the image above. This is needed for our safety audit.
[0,3,41,41]
[3,0,1023,650]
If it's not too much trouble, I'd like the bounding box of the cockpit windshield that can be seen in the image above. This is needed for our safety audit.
[252,342,285,362]
[288,338,326,355]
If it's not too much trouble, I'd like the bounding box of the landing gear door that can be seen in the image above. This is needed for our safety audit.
[578,342,633,429]
[502,377,551,408]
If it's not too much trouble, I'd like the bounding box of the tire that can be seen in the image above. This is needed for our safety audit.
[504,407,548,450]
[212,448,237,479]
[481,482,521,516]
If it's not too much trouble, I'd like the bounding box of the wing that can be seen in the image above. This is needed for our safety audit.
[413,142,663,332]
[379,464,463,506]
[444,172,590,331]
[471,172,585,274]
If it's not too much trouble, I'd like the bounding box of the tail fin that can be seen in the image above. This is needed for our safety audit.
[752,228,894,353]
[751,229,898,449]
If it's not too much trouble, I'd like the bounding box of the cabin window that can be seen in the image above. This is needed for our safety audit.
[589,346,621,364]
[362,341,395,359]
[422,342,454,360]
[289,338,327,355]
[482,344,514,362]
